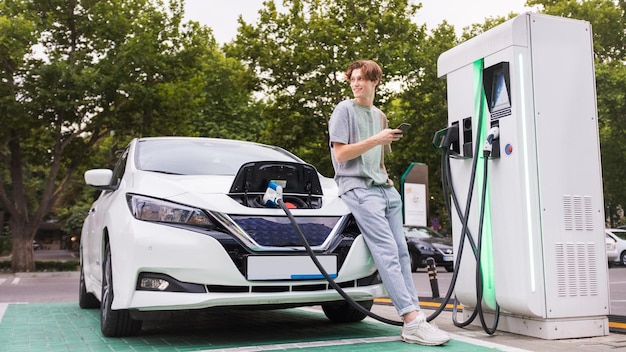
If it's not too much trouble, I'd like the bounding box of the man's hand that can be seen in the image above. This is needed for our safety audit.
[377,128,403,144]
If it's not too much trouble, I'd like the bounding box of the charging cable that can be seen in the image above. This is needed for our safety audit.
[261,122,501,331]
[432,105,502,334]
[262,184,404,326]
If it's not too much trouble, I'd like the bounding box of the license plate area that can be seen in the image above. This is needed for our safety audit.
[246,255,337,280]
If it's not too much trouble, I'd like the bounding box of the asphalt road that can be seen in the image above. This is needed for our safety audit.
[1,260,625,317]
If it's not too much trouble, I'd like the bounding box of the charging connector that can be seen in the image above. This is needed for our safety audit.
[433,123,460,154]
[262,181,283,207]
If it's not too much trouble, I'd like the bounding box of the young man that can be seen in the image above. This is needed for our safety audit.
[327,60,450,346]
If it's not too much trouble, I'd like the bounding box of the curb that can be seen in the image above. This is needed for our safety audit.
[0,271,79,278]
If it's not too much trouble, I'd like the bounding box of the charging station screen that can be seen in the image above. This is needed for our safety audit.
[491,70,510,111]
[483,62,512,120]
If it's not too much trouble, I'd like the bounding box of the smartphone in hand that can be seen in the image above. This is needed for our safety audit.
[395,122,411,134]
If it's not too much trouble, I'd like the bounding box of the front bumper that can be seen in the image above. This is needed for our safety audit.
[110,220,383,311]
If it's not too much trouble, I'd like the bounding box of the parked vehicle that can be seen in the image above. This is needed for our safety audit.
[79,137,384,337]
[403,225,454,272]
[606,232,618,267]
[606,228,626,266]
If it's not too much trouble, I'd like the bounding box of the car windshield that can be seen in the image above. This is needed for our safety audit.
[135,138,303,176]
[405,226,445,239]
[610,230,626,241]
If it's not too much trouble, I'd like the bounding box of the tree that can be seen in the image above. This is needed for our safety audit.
[383,22,459,231]
[0,0,255,271]
[224,0,431,178]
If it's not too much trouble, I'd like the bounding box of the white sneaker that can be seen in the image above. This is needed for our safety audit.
[401,312,450,346]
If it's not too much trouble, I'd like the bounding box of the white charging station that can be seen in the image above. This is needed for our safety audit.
[437,13,610,339]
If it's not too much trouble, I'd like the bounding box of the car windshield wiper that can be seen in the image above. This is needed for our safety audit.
[142,169,183,175]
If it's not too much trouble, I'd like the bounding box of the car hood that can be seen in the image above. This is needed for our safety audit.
[408,236,453,248]
[126,171,349,215]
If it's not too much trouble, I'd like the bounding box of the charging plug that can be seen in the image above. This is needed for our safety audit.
[483,126,500,157]
[262,181,283,207]
[432,123,460,153]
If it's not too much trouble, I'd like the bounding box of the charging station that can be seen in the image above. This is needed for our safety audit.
[437,13,610,339]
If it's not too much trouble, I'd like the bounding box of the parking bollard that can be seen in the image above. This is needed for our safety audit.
[426,257,440,299]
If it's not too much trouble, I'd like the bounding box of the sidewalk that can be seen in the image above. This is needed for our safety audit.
[371,300,626,352]
[0,249,78,262]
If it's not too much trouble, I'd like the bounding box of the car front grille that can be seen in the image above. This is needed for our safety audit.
[230,215,340,247]
[205,271,381,293]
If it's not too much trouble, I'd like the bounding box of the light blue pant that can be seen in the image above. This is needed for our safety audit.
[341,186,420,317]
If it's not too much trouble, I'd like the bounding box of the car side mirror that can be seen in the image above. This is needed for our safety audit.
[84,169,117,191]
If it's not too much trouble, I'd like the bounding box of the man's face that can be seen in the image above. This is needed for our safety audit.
[349,68,378,100]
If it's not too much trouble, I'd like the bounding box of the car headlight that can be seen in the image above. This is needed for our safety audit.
[418,244,436,252]
[127,194,213,227]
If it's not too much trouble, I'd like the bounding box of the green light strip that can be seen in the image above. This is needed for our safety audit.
[473,59,497,310]
[518,53,536,292]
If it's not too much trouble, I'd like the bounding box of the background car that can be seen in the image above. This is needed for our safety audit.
[404,225,454,272]
[606,232,618,267]
[79,137,384,337]
[606,228,626,266]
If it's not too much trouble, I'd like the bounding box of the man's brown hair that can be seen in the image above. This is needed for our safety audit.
[344,60,383,83]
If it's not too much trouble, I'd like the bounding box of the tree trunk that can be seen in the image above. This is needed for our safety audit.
[9,218,36,272]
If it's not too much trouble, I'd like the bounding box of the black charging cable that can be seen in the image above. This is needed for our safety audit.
[276,198,404,326]
[432,116,501,334]
[269,123,502,331]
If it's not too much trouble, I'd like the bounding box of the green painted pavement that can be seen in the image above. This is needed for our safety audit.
[0,302,500,351]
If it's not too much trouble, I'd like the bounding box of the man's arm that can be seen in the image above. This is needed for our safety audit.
[332,128,401,164]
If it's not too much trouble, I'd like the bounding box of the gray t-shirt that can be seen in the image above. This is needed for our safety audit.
[328,99,389,195]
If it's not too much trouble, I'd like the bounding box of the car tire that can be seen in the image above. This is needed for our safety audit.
[621,252,626,267]
[101,242,142,337]
[322,300,373,323]
[445,265,454,273]
[79,260,100,309]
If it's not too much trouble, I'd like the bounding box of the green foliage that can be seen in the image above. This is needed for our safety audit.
[224,0,462,225]
[3,0,626,268]
[0,233,11,256]
[596,61,626,226]
[0,0,257,271]
[527,0,626,62]
[384,23,459,228]
[226,0,626,228]
[225,0,428,177]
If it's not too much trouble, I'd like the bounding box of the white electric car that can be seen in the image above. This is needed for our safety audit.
[79,137,383,337]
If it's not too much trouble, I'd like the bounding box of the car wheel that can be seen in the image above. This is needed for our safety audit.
[621,252,626,267]
[409,253,419,272]
[101,242,142,337]
[322,300,373,323]
[445,265,454,273]
[78,259,100,309]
